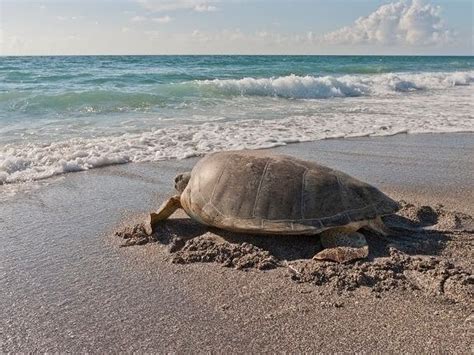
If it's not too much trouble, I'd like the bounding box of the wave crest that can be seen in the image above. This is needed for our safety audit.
[2,71,472,116]
[196,71,474,99]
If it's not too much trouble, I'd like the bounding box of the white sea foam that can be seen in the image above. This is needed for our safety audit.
[196,71,474,98]
[1,83,473,185]
[1,71,473,186]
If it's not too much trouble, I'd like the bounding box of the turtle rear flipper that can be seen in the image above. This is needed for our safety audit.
[313,229,368,263]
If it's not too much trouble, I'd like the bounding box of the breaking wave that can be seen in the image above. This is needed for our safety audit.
[2,71,473,116]
[195,71,474,99]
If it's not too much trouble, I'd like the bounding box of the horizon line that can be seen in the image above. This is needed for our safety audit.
[1,53,473,57]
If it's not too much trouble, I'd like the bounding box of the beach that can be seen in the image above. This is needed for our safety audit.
[1,132,473,352]
[2,2,473,351]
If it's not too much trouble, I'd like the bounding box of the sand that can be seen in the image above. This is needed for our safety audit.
[116,200,473,304]
[1,133,473,352]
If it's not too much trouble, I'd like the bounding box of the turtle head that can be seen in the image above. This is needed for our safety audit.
[174,172,191,194]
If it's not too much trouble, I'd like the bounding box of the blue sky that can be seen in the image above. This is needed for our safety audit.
[0,0,472,55]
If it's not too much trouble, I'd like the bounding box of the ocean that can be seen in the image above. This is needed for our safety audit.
[0,55,473,185]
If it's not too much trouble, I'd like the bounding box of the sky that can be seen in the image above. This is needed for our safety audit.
[0,0,472,55]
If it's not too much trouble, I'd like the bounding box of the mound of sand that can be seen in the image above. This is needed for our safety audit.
[394,201,474,231]
[114,202,473,304]
[172,237,279,270]
[288,248,472,303]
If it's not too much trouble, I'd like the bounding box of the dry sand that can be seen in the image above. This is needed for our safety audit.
[1,133,473,352]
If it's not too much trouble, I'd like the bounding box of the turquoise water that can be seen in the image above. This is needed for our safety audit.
[0,55,473,184]
[2,55,473,120]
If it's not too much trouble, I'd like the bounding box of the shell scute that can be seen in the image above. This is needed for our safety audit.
[302,169,344,220]
[252,159,306,221]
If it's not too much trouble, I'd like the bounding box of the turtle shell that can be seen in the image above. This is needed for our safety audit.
[180,150,400,234]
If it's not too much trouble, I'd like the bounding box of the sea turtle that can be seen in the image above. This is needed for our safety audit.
[148,150,400,263]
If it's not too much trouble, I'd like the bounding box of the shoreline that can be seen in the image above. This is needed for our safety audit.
[3,132,473,212]
[1,132,473,352]
[2,127,473,186]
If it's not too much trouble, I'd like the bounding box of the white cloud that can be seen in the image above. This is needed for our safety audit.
[136,0,219,12]
[191,29,210,42]
[322,0,453,46]
[129,15,173,24]
[145,30,161,39]
[131,16,147,22]
[194,4,218,12]
[189,29,289,46]
[152,15,173,23]
[0,34,27,55]
[56,15,82,21]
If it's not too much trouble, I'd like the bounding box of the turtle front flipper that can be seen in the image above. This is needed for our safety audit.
[313,228,369,263]
[148,195,182,234]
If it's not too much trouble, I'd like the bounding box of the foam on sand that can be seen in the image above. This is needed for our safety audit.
[1,106,472,185]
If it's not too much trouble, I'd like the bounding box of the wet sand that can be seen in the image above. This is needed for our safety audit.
[1,133,473,352]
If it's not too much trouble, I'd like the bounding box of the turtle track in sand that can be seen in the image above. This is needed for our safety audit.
[114,201,473,304]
